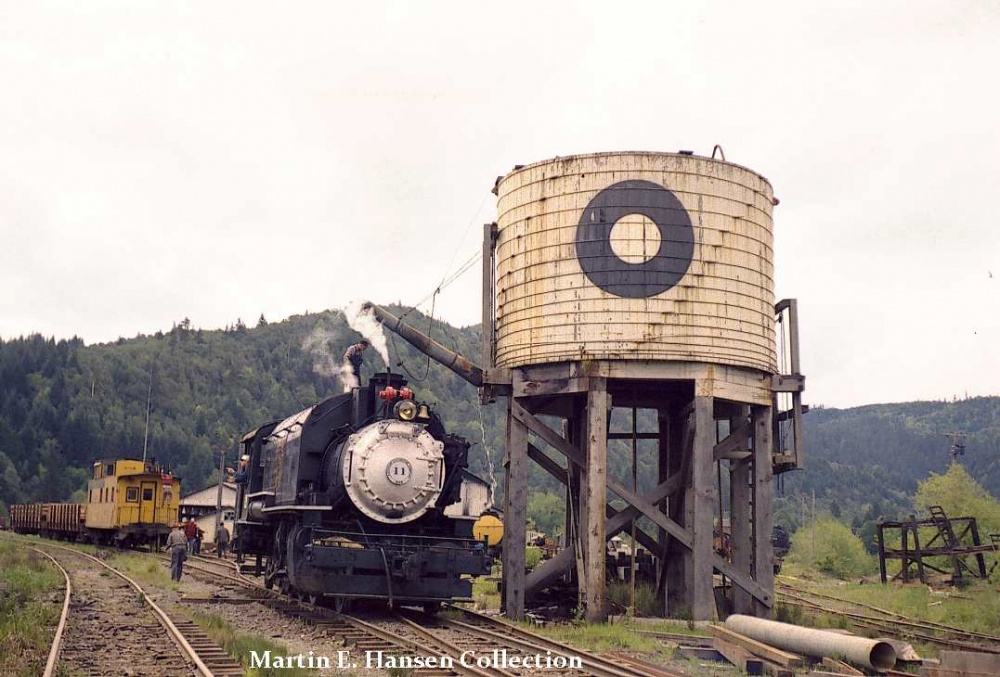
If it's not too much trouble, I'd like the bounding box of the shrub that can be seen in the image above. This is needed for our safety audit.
[786,516,875,580]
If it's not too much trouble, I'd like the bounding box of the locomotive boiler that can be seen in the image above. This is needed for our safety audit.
[233,372,491,610]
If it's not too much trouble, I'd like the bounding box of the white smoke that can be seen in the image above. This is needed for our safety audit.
[300,303,392,394]
[338,362,359,392]
[345,299,390,367]
[302,324,344,387]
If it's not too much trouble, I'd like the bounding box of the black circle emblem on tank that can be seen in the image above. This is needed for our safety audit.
[386,458,413,486]
[574,179,695,298]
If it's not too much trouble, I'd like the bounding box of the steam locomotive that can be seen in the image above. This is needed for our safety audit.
[232,372,492,611]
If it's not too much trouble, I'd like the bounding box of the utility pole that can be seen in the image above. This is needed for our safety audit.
[940,431,967,463]
[142,364,153,465]
[215,446,226,538]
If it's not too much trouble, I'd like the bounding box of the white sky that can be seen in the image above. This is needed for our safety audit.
[1,1,997,408]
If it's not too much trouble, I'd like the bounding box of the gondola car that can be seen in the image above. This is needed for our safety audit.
[9,459,180,546]
[233,372,492,610]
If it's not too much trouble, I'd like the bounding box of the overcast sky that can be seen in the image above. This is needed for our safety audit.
[1,1,997,408]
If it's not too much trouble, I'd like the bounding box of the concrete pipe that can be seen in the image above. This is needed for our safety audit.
[724,614,897,671]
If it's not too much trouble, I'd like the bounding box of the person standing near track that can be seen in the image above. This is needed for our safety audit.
[216,524,230,559]
[184,518,198,553]
[166,523,188,581]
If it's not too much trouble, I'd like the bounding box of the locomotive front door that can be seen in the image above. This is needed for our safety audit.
[139,481,156,524]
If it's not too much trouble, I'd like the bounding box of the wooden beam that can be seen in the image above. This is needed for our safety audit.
[511,399,585,468]
[525,546,574,595]
[713,420,751,458]
[502,400,528,620]
[713,636,765,675]
[585,377,608,623]
[607,474,693,550]
[716,450,752,461]
[526,443,567,485]
[752,404,775,617]
[730,409,752,614]
[690,395,715,620]
[712,554,772,607]
[707,626,804,668]
[821,657,864,676]
[514,376,590,398]
[606,503,664,559]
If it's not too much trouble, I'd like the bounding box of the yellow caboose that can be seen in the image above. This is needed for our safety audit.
[86,458,180,546]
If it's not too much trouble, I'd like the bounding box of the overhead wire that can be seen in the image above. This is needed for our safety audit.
[390,194,488,379]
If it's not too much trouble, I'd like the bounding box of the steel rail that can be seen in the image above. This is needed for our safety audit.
[29,547,72,677]
[449,604,683,677]
[778,585,1000,648]
[165,549,682,677]
[392,613,518,677]
[441,607,667,677]
[38,543,215,677]
[778,582,1000,643]
[338,613,500,677]
[777,589,1000,653]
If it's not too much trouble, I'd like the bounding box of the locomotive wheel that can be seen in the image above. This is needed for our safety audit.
[263,557,277,589]
[423,601,441,615]
[333,596,351,613]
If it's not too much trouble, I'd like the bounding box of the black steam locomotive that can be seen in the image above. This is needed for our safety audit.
[232,372,491,611]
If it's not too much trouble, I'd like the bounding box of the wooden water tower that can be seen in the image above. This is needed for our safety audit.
[479,151,805,622]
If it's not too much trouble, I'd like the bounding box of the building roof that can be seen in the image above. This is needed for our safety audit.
[181,482,238,508]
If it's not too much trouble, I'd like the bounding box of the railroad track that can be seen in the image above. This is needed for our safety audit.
[167,551,684,676]
[33,542,243,676]
[776,581,1000,654]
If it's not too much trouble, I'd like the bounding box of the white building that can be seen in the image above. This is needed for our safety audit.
[179,481,237,544]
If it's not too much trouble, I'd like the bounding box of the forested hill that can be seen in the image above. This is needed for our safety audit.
[1,310,998,533]
[0,307,504,509]
[775,398,1000,527]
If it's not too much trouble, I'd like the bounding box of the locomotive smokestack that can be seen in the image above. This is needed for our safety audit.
[363,302,484,387]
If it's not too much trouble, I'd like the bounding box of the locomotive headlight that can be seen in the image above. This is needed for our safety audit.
[394,400,418,421]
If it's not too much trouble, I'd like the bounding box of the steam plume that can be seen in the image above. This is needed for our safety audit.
[345,299,390,366]
[299,303,392,394]
[302,324,342,384]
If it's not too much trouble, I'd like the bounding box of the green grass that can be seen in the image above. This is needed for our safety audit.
[187,611,330,676]
[531,620,662,653]
[607,582,662,617]
[614,618,712,637]
[0,541,65,677]
[470,572,501,611]
[107,550,178,591]
[778,568,1000,657]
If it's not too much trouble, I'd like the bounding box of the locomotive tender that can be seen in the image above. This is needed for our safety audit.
[233,372,491,609]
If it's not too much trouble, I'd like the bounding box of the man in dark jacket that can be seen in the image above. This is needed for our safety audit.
[184,518,198,553]
[166,524,188,581]
[343,340,369,382]
[216,524,230,559]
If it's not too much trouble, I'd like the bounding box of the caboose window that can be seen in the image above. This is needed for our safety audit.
[142,488,153,501]
[126,487,138,502]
